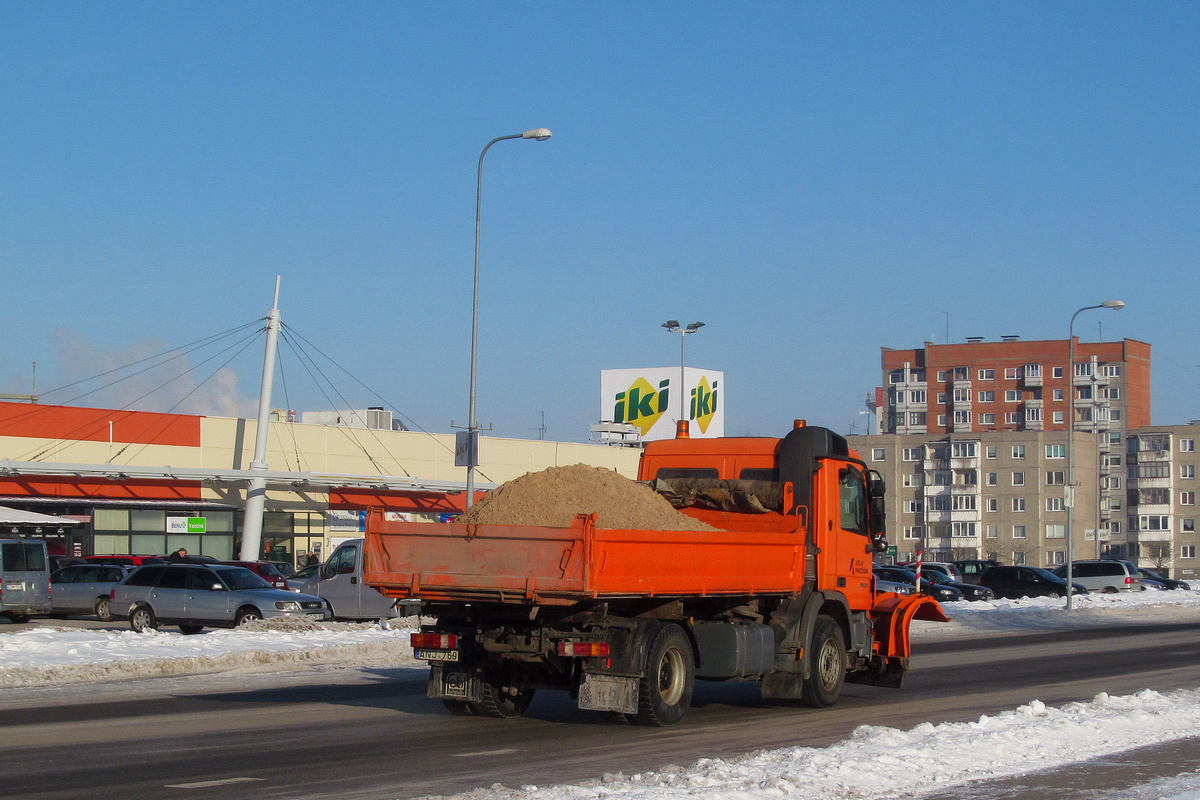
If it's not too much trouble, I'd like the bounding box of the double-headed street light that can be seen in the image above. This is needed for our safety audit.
[1065,299,1125,610]
[465,128,553,508]
[662,321,705,425]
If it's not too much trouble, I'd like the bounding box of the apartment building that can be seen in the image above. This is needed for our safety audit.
[1125,423,1200,580]
[856,335,1174,574]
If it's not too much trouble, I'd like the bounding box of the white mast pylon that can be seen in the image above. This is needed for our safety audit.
[239,276,281,561]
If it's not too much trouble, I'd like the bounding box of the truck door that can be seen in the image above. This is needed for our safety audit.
[320,541,363,617]
[832,467,875,608]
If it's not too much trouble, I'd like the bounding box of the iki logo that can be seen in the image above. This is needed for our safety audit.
[613,377,670,435]
[691,376,719,434]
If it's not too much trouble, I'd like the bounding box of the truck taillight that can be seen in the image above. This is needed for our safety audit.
[556,641,610,657]
[411,632,458,649]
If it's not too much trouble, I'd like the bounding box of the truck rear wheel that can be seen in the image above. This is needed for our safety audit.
[476,681,535,718]
[634,624,694,726]
[800,615,846,708]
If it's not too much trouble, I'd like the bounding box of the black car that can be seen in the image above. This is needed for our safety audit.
[873,566,964,602]
[1137,567,1191,591]
[978,566,1088,599]
[953,559,1004,585]
[920,570,996,601]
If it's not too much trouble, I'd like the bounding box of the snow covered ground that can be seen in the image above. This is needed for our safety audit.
[4,591,1200,800]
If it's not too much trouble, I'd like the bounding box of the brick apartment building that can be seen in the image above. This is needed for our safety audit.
[851,336,1195,580]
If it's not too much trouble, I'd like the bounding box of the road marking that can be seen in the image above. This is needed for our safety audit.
[166,777,266,789]
[452,748,520,757]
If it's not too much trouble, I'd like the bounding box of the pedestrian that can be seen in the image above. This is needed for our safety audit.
[166,547,188,562]
[305,549,319,567]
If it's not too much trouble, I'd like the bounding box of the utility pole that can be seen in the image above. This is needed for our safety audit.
[240,277,282,561]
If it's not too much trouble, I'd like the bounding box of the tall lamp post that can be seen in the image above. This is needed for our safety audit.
[662,321,705,424]
[465,128,552,508]
[1065,299,1125,610]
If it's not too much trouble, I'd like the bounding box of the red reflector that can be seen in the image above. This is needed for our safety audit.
[411,632,458,649]
[556,641,610,657]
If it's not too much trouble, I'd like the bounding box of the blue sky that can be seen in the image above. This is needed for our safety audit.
[1,4,1196,442]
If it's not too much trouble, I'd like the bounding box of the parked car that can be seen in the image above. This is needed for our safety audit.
[49,555,88,573]
[899,562,964,583]
[218,560,290,590]
[50,564,134,620]
[1051,560,1141,593]
[285,562,321,592]
[873,566,964,602]
[873,572,915,596]
[84,554,166,567]
[301,538,412,620]
[978,566,1088,599]
[953,559,1004,585]
[1136,568,1190,590]
[921,570,995,601]
[0,539,52,623]
[109,563,329,633]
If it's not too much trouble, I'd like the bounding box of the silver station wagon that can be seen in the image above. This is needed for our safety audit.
[110,563,329,633]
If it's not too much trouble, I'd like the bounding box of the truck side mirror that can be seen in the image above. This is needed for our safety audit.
[867,470,887,545]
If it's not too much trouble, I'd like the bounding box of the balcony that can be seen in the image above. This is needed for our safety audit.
[1023,373,1043,388]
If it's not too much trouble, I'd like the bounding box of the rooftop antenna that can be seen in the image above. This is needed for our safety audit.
[944,312,949,344]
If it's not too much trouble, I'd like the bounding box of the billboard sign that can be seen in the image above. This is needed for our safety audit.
[600,367,724,441]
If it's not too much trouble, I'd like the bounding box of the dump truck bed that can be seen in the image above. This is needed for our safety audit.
[364,509,808,606]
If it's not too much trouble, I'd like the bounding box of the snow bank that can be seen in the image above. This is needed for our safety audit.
[0,618,423,687]
[429,689,1200,800]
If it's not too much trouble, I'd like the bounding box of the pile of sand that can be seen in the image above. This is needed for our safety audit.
[460,464,718,531]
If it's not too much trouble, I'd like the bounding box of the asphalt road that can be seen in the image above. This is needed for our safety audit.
[2,622,1199,800]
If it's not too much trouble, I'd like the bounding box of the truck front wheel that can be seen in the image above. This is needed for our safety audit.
[634,624,694,726]
[800,615,846,708]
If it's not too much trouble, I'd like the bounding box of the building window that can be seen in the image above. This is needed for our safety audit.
[1025,407,1043,422]
[1105,454,1123,468]
[909,412,927,426]
[903,447,922,461]
[1013,498,1026,512]
[904,500,924,514]
[872,448,886,462]
[987,498,998,512]
[1005,412,1020,424]
[936,393,948,405]
[1101,365,1121,377]
[1046,444,1066,459]
[980,413,996,425]
[986,524,999,539]
[953,388,971,403]
[910,390,927,403]
[953,410,971,424]
[889,370,905,383]
[953,366,969,381]
[1074,362,1093,378]
[1046,470,1065,485]
[1025,363,1042,378]
[1139,516,1171,531]
[1109,520,1121,534]
[1182,439,1196,453]
[986,472,998,486]
[1013,525,1026,539]
[1046,550,1066,566]
[1182,465,1195,480]
[937,414,947,427]
[952,442,977,458]
[1051,388,1064,401]
[1106,476,1123,490]
[1053,367,1064,379]
[932,471,951,486]
[1012,472,1026,486]
[1013,551,1027,565]
[1046,524,1066,539]
[1103,387,1121,400]
[952,495,978,511]
[1181,519,1195,533]
[1012,445,1026,459]
[953,522,977,537]
[978,369,995,380]
[903,473,924,488]
[1110,410,1122,421]
[1046,497,1066,512]
[903,526,923,540]
[1005,390,1021,402]
[978,390,995,403]
[1005,368,1020,380]
[985,445,997,459]
[1108,432,1121,445]
[937,370,948,382]
[1183,492,1196,506]
[1183,545,1196,559]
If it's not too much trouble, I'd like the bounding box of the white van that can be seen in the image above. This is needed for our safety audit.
[1,539,52,623]
[301,538,417,621]
[1057,560,1141,593]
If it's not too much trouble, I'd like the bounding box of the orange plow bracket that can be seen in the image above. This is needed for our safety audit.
[870,593,951,660]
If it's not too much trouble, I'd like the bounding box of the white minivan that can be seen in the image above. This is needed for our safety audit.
[0,539,52,623]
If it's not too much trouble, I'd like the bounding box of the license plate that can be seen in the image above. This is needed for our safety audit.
[415,649,460,662]
[4,583,22,592]
[306,612,326,618]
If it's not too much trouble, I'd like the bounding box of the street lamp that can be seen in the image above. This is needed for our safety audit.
[1065,299,1125,610]
[465,128,553,508]
[662,321,705,424]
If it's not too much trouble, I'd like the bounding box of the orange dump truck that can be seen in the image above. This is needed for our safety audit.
[364,421,947,725]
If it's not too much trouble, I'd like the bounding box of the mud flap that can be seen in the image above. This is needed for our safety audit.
[578,673,638,714]
[428,662,484,703]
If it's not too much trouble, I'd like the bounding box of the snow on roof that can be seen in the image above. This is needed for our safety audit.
[0,505,80,525]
